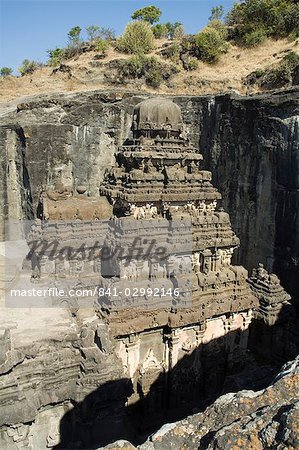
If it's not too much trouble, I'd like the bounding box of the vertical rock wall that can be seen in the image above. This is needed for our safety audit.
[0,125,32,240]
[197,90,299,302]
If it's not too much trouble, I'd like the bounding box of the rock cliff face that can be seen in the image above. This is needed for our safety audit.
[0,88,298,450]
[0,308,127,449]
[1,88,298,301]
[132,356,299,450]
[199,89,299,305]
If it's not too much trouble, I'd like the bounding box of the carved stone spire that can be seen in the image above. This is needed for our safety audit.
[248,263,292,325]
[99,98,257,335]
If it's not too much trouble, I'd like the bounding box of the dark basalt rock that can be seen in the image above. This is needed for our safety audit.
[135,356,299,450]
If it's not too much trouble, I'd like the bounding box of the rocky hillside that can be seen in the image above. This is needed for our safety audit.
[0,37,298,104]
[108,356,299,450]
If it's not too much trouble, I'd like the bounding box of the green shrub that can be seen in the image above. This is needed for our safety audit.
[47,48,64,66]
[209,5,224,21]
[226,0,299,44]
[118,55,177,88]
[95,38,110,54]
[183,57,199,71]
[161,43,181,64]
[145,68,162,87]
[165,22,183,39]
[207,19,228,39]
[181,35,197,52]
[0,67,13,77]
[121,55,145,77]
[194,27,228,63]
[282,51,299,69]
[143,56,163,87]
[18,59,41,76]
[117,21,155,54]
[131,6,161,24]
[242,28,267,47]
[284,4,299,35]
[152,22,184,40]
[152,23,169,39]
[173,24,185,40]
[67,26,82,45]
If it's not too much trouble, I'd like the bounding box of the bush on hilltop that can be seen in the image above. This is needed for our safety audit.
[227,0,299,46]
[117,54,179,87]
[187,26,229,63]
[18,59,41,76]
[0,67,13,77]
[131,6,162,24]
[116,21,155,54]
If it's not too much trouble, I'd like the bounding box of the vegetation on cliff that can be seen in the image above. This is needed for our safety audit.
[1,0,298,79]
[0,0,298,100]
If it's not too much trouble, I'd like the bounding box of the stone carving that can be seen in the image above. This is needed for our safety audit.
[248,263,297,363]
[97,98,261,332]
[3,97,294,449]
[248,263,292,325]
[132,98,183,136]
[39,181,112,221]
[130,203,158,219]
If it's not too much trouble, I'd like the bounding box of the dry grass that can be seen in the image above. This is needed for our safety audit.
[0,37,298,105]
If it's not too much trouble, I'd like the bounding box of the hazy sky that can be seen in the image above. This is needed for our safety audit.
[0,0,233,72]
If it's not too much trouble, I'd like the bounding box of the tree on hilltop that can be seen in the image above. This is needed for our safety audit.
[0,67,13,77]
[131,6,162,24]
[86,25,101,42]
[68,26,82,45]
[209,5,224,21]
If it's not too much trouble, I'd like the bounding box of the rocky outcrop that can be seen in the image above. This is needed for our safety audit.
[112,356,299,450]
[0,308,126,449]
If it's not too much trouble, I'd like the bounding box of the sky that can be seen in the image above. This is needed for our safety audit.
[0,0,234,73]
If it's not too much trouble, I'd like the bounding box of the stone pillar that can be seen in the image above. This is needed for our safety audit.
[125,334,140,381]
[168,329,181,370]
[2,128,25,240]
[239,310,252,351]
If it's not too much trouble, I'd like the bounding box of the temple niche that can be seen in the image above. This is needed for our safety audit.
[24,97,295,426]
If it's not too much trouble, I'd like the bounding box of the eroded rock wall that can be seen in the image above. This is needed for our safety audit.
[134,355,299,450]
[0,309,126,449]
[198,89,299,304]
[0,125,33,239]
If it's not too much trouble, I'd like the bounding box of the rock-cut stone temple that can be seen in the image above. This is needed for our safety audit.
[6,96,294,448]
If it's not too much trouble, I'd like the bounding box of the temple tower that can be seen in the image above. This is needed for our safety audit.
[98,98,258,416]
[99,98,257,329]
